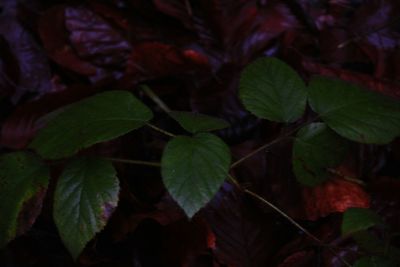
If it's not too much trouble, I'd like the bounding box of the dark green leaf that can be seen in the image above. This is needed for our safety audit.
[353,232,400,263]
[353,257,397,267]
[239,57,307,123]
[169,111,229,133]
[292,123,350,186]
[161,133,231,218]
[54,157,119,260]
[30,90,153,159]
[0,152,49,247]
[308,77,400,144]
[342,208,382,236]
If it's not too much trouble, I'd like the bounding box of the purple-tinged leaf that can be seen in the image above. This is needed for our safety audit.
[0,8,52,101]
[0,152,50,248]
[64,6,132,68]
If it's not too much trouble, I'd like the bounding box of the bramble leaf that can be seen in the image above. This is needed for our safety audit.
[239,57,307,123]
[308,77,400,144]
[342,208,382,236]
[30,90,153,159]
[53,156,119,260]
[169,111,229,134]
[0,152,49,248]
[161,133,231,218]
[293,123,350,186]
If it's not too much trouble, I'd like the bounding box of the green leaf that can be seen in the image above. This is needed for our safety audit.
[308,77,400,144]
[161,133,231,218]
[342,208,383,236]
[353,231,400,263]
[353,257,397,267]
[54,157,120,260]
[239,57,307,123]
[0,152,49,248]
[30,90,153,159]
[292,123,350,186]
[169,111,229,133]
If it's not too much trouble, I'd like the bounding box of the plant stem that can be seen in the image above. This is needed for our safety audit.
[146,123,176,138]
[106,157,161,167]
[227,174,351,267]
[141,85,172,113]
[231,125,302,168]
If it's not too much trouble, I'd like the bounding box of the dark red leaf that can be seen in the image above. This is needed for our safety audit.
[303,60,400,99]
[109,193,185,242]
[38,6,98,76]
[0,85,99,149]
[302,177,370,221]
[39,5,131,83]
[160,217,214,266]
[64,6,131,68]
[205,183,281,267]
[153,0,193,29]
[125,42,210,82]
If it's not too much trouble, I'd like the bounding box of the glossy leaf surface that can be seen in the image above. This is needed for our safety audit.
[162,133,231,218]
[54,157,119,260]
[239,57,307,123]
[30,91,153,159]
[0,152,49,247]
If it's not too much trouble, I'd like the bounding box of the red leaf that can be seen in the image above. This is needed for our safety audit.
[125,42,209,82]
[39,5,132,82]
[205,183,280,267]
[64,6,131,68]
[302,177,370,221]
[0,85,98,149]
[303,60,400,100]
[38,6,97,76]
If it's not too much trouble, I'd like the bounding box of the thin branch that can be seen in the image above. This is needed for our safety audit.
[141,85,172,113]
[106,157,161,167]
[244,188,352,266]
[146,123,176,138]
[327,168,365,186]
[227,173,351,266]
[231,124,303,168]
